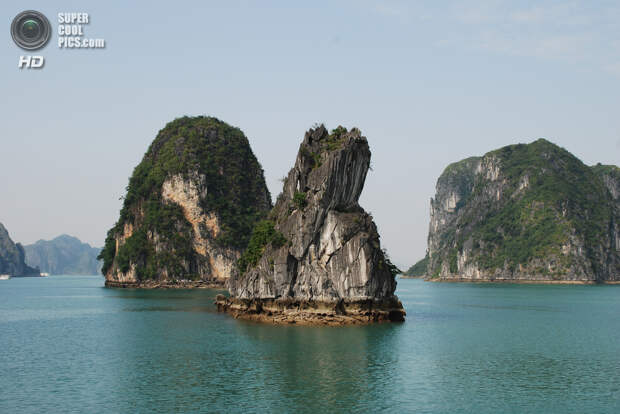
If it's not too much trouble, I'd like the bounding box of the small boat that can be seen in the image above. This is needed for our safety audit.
[40,272,49,277]
[0,274,10,280]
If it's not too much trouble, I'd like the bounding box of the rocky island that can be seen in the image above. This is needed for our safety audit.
[0,223,40,277]
[25,235,102,275]
[402,255,428,278]
[216,125,405,324]
[99,116,272,288]
[418,139,619,283]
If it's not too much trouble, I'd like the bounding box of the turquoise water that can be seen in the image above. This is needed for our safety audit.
[1,276,620,413]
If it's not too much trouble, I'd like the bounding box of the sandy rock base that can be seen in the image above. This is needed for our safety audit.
[104,279,226,289]
[215,295,405,326]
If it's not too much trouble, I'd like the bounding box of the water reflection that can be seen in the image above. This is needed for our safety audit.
[231,321,404,412]
[4,277,620,413]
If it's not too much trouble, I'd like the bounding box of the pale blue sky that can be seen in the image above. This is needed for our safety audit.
[1,0,619,267]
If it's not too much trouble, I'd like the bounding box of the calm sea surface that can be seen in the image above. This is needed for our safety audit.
[1,276,619,413]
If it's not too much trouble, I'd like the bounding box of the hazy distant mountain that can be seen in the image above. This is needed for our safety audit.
[24,235,102,275]
[0,222,40,276]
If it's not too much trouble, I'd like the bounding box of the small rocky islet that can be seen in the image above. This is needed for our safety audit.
[216,125,406,325]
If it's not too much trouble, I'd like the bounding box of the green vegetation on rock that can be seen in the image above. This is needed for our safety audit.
[237,220,287,274]
[99,116,271,281]
[404,254,428,276]
[378,249,402,277]
[426,138,619,281]
[292,192,307,210]
[473,140,611,272]
[592,163,620,181]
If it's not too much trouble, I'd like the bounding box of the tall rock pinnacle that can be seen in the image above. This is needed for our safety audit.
[217,125,405,324]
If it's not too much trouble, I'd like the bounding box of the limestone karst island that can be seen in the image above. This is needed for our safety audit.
[98,116,404,325]
[409,139,619,283]
[96,115,620,328]
[217,125,405,324]
[5,3,620,412]
[99,117,272,289]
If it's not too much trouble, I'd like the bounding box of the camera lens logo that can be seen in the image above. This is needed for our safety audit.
[11,10,51,50]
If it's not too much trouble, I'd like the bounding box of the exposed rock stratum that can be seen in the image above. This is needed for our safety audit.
[420,139,619,283]
[99,116,271,288]
[217,125,405,324]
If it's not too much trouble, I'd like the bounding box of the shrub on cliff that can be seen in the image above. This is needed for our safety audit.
[237,220,286,273]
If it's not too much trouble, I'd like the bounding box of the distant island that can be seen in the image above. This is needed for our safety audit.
[24,235,102,276]
[402,255,428,278]
[0,222,40,277]
[413,139,619,283]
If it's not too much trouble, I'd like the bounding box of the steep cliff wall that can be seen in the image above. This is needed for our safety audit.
[99,116,271,288]
[425,139,619,283]
[0,223,40,277]
[218,125,404,324]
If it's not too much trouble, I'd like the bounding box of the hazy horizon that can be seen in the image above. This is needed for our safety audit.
[2,1,619,268]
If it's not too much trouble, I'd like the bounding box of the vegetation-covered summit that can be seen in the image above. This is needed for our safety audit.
[99,116,271,284]
[426,138,619,282]
[404,255,428,277]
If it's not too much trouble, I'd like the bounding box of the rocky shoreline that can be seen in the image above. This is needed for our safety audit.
[104,280,226,289]
[215,295,405,326]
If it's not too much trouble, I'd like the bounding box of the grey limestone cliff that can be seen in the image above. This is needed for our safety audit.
[424,139,619,283]
[218,125,405,324]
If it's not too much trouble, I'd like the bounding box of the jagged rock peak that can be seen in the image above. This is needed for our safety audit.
[219,125,405,325]
[99,116,272,288]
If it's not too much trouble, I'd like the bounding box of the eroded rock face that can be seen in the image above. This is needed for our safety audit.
[100,116,271,288]
[160,173,237,281]
[219,125,405,324]
[425,139,619,283]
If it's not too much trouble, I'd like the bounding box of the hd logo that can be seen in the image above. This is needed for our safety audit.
[11,10,51,70]
[18,56,45,69]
